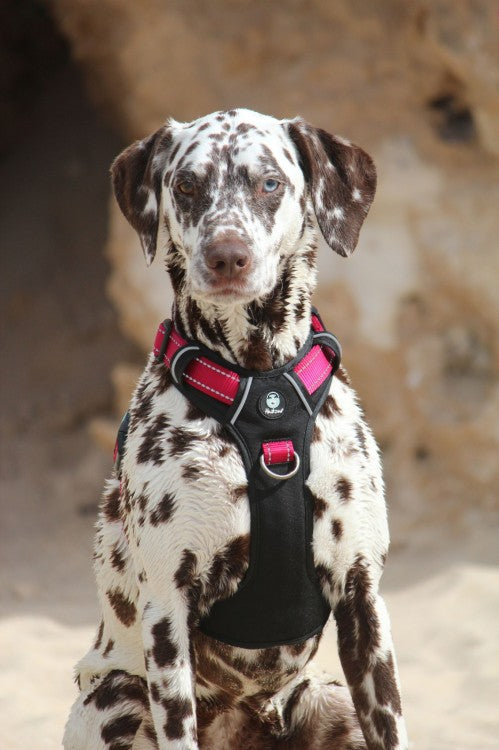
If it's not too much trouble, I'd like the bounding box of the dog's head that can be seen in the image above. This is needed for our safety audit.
[111,109,376,305]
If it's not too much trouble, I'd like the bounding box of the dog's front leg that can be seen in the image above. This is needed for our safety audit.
[333,564,408,750]
[141,591,198,750]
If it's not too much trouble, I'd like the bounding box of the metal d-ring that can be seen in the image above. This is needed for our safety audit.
[260,451,300,480]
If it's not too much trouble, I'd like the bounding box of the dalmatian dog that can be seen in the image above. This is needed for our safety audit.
[64,108,408,750]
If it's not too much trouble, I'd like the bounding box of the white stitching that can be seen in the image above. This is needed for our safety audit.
[295,346,321,374]
[183,373,234,402]
[170,332,185,348]
[264,440,293,465]
[194,357,239,381]
[307,361,332,390]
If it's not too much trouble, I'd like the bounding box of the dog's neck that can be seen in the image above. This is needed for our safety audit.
[168,230,318,371]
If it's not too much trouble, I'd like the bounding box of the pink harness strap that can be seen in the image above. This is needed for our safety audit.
[262,439,295,466]
[153,323,240,405]
[152,313,336,406]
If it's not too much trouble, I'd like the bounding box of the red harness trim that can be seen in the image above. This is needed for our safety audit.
[262,439,294,466]
[154,323,240,405]
[153,313,335,406]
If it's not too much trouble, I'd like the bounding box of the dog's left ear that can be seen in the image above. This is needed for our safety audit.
[286,119,376,257]
[111,125,173,265]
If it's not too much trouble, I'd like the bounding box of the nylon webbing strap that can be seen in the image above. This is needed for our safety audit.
[152,314,338,405]
[153,322,240,405]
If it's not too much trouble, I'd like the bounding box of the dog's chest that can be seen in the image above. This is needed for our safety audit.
[122,370,251,593]
[121,362,375,612]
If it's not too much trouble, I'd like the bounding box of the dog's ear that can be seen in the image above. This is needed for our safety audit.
[111,126,173,265]
[286,119,376,257]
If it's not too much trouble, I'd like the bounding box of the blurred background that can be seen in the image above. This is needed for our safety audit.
[0,1,497,748]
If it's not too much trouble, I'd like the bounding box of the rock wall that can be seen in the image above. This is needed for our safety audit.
[46,0,499,530]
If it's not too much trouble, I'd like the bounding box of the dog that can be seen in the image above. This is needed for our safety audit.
[64,108,408,750]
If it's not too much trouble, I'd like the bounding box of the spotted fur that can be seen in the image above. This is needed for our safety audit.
[64,109,407,749]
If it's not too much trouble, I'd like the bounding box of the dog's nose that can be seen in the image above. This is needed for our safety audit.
[204,239,251,280]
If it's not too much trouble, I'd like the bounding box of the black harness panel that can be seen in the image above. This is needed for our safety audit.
[171,330,336,649]
[115,319,341,649]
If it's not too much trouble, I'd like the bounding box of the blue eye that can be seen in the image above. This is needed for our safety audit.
[262,178,280,193]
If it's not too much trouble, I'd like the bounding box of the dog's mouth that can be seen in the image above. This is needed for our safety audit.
[195,280,261,304]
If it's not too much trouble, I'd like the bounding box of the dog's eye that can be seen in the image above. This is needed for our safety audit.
[262,178,280,193]
[176,181,195,196]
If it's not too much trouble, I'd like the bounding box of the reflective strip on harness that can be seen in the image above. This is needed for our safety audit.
[262,439,295,465]
[154,322,240,405]
[153,313,338,406]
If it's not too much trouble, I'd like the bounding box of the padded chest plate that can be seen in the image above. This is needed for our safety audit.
[172,344,333,649]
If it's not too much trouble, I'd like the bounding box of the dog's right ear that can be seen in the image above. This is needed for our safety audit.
[111,126,173,265]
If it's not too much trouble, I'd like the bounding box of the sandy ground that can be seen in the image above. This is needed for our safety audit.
[1,52,498,750]
[1,516,498,749]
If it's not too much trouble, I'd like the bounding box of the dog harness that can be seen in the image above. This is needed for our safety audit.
[115,310,341,649]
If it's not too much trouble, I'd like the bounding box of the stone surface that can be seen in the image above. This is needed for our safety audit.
[45,0,499,531]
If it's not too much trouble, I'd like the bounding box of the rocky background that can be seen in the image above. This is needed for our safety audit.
[1,1,498,748]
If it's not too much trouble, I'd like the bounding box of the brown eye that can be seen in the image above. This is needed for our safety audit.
[176,181,195,196]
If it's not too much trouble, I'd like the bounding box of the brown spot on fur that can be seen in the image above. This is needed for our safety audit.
[240,329,273,370]
[137,414,169,464]
[195,643,244,695]
[110,543,126,572]
[336,476,353,502]
[324,718,350,743]
[332,518,343,539]
[102,485,121,522]
[315,564,333,591]
[89,672,148,712]
[311,492,328,519]
[152,360,173,394]
[197,691,236,737]
[106,589,137,627]
[101,715,142,745]
[371,707,398,749]
[372,653,402,715]
[352,684,371,716]
[150,491,176,526]
[335,365,351,385]
[322,394,342,418]
[312,424,322,442]
[103,638,114,657]
[182,464,201,481]
[150,683,161,703]
[151,617,178,667]
[283,679,310,729]
[168,426,203,457]
[355,422,370,458]
[334,556,381,686]
[163,696,192,740]
[93,620,104,650]
[203,535,250,606]
[175,549,197,589]
[286,640,307,656]
[185,402,206,421]
[131,389,153,425]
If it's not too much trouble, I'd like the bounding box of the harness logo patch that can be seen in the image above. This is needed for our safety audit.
[258,390,286,419]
